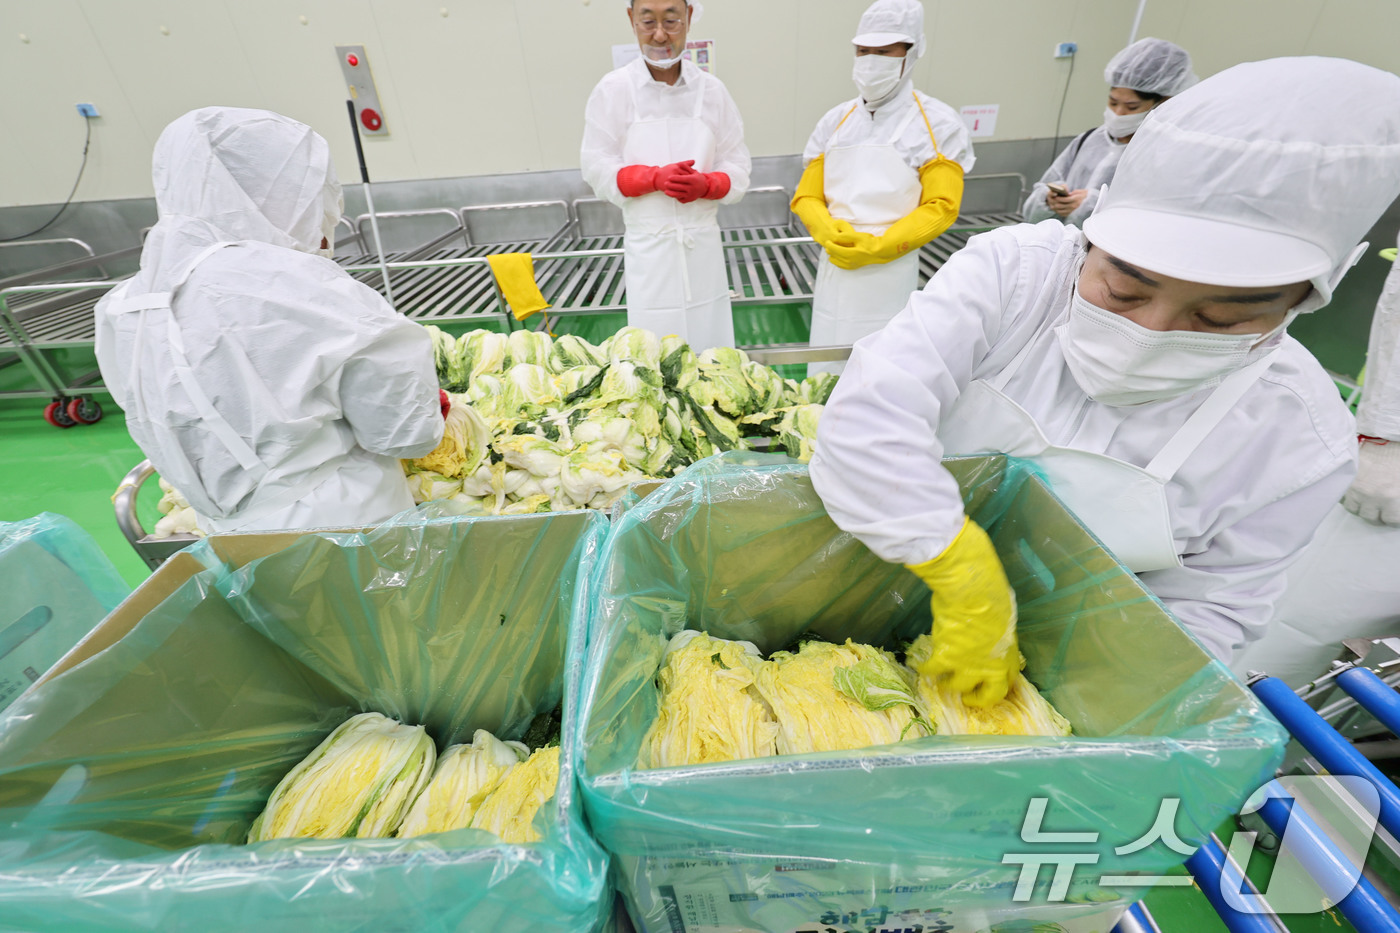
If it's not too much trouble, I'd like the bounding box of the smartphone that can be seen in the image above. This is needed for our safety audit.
[1047,182,1071,198]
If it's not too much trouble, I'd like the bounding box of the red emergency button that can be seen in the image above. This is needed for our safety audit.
[359,107,382,131]
[346,52,359,67]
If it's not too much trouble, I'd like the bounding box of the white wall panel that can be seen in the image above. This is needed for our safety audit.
[2,0,1397,207]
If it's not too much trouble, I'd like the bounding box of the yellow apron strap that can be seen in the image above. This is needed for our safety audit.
[830,103,861,142]
[912,93,947,162]
[486,253,551,321]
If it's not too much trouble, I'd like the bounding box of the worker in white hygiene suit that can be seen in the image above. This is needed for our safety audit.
[95,107,445,534]
[1022,38,1196,228]
[792,0,975,376]
[809,58,1400,706]
[1234,240,1400,687]
[581,0,752,353]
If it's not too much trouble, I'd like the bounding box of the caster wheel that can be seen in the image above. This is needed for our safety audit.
[44,400,77,428]
[68,397,103,424]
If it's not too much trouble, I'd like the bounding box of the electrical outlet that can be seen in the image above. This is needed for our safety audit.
[1054,41,1077,59]
[75,103,100,118]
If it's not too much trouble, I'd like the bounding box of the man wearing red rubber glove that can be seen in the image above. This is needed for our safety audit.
[581,0,751,351]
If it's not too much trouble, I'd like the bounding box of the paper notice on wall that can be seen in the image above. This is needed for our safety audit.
[611,39,715,73]
[959,104,1000,138]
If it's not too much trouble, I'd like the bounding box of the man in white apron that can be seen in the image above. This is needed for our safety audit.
[94,108,445,534]
[1233,238,1400,686]
[809,58,1400,706]
[581,0,751,352]
[792,0,974,376]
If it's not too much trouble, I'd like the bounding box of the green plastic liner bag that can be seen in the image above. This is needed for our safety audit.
[577,452,1287,933]
[0,512,129,713]
[0,511,612,933]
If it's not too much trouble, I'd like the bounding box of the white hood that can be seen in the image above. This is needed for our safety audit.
[128,106,343,300]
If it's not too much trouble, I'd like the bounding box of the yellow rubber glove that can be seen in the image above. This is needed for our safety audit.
[790,156,878,258]
[824,156,967,271]
[906,517,1019,707]
[873,156,965,261]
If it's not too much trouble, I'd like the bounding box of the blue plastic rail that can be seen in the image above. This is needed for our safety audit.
[1336,666,1400,738]
[1110,901,1161,933]
[1183,839,1279,933]
[1255,795,1400,933]
[1250,675,1400,839]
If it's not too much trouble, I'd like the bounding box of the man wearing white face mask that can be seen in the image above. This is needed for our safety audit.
[810,58,1400,705]
[95,107,446,534]
[1023,38,1196,228]
[792,0,974,376]
[581,0,751,352]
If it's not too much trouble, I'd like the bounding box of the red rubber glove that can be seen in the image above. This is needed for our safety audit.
[662,172,711,204]
[702,172,731,200]
[617,164,660,198]
[439,389,451,419]
[653,159,696,191]
[618,161,696,198]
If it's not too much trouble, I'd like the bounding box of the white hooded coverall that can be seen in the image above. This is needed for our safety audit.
[95,107,444,534]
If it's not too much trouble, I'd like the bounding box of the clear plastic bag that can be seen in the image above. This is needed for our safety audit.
[0,513,129,713]
[577,453,1287,932]
[0,512,612,933]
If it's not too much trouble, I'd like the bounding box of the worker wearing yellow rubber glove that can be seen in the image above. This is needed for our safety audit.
[791,0,974,375]
[824,156,964,271]
[812,57,1400,677]
[907,518,1019,707]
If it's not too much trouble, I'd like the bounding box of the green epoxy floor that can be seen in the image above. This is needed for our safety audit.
[0,385,157,590]
[1,291,1393,932]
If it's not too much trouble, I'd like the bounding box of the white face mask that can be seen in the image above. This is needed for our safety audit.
[1103,107,1150,139]
[1057,285,1296,407]
[853,55,905,104]
[642,44,685,68]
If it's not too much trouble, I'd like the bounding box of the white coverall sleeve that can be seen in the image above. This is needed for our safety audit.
[1140,458,1356,660]
[339,319,445,459]
[711,81,752,205]
[809,231,1016,566]
[1357,253,1400,440]
[1022,140,1081,223]
[802,105,845,167]
[581,77,628,208]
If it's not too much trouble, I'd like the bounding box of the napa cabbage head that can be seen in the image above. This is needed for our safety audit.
[559,443,644,507]
[551,334,607,370]
[458,331,508,386]
[506,329,554,371]
[605,326,662,370]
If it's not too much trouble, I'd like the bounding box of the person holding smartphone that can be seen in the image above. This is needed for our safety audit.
[1022,38,1195,228]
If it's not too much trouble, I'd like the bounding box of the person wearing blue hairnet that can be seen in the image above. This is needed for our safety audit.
[1023,38,1196,228]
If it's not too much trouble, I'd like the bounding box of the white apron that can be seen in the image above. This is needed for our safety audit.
[102,242,401,533]
[621,75,734,353]
[809,99,930,376]
[1232,505,1400,686]
[938,326,1277,574]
